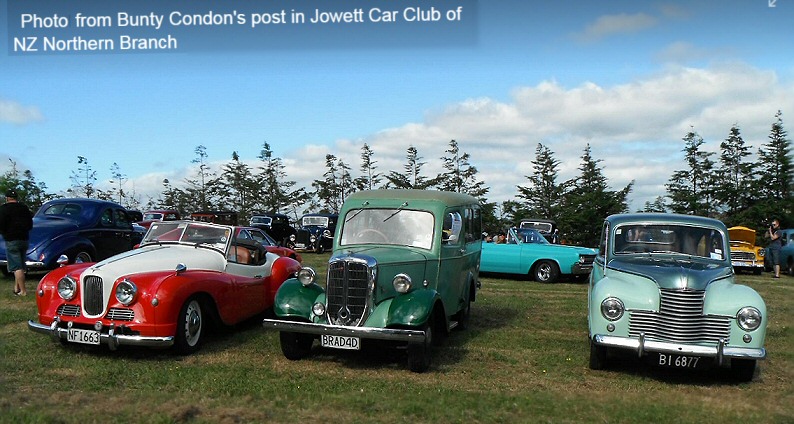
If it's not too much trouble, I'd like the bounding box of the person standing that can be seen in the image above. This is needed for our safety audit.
[768,218,782,279]
[0,189,33,295]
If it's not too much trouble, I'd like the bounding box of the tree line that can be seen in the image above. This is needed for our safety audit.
[2,111,790,247]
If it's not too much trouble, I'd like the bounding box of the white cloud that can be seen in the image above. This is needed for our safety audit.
[123,64,792,213]
[0,99,43,125]
[572,12,658,43]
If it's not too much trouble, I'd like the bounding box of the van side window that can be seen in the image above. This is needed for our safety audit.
[442,211,463,244]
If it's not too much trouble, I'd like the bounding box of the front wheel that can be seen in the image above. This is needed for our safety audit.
[279,331,313,360]
[71,250,93,264]
[588,339,607,370]
[174,298,203,355]
[732,359,756,382]
[407,322,433,373]
[533,260,559,283]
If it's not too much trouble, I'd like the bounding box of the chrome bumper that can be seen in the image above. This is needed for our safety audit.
[593,334,766,366]
[28,319,174,350]
[0,259,49,270]
[262,319,426,343]
[572,263,593,274]
[730,261,763,268]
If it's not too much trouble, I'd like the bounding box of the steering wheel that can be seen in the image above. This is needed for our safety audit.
[357,228,388,243]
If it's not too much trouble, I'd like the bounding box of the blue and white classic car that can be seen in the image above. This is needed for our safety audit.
[588,213,767,381]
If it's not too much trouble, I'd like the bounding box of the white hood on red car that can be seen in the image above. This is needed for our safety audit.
[85,244,226,278]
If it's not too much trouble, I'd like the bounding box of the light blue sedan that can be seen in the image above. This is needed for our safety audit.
[481,228,597,283]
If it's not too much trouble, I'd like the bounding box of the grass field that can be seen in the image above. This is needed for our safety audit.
[1,254,792,423]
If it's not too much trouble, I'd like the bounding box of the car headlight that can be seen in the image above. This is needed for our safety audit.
[393,273,412,294]
[57,276,77,300]
[758,249,765,257]
[310,235,316,243]
[289,234,296,241]
[600,297,624,321]
[115,279,138,306]
[297,267,316,286]
[737,306,762,331]
[312,302,326,317]
[322,229,331,238]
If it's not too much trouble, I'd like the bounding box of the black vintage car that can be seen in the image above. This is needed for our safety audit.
[292,213,337,253]
[249,213,297,246]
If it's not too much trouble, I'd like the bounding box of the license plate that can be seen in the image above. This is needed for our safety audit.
[658,353,700,368]
[321,334,360,350]
[295,243,306,249]
[67,328,101,345]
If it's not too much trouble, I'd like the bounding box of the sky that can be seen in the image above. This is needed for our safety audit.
[1,0,793,214]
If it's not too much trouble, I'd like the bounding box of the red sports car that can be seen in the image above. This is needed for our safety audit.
[28,221,301,354]
[234,226,302,263]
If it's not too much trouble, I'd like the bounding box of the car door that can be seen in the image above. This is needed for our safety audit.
[438,209,468,316]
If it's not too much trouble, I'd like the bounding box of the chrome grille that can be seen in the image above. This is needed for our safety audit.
[629,289,731,344]
[57,304,80,317]
[326,259,371,326]
[106,308,134,321]
[731,251,755,261]
[83,276,104,316]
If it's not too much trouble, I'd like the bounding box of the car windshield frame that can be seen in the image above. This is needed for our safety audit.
[509,228,551,245]
[519,221,554,234]
[301,216,329,227]
[250,216,272,225]
[142,221,232,253]
[612,223,727,260]
[340,208,435,250]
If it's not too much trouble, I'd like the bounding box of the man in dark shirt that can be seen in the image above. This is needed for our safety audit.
[768,218,782,279]
[0,189,34,296]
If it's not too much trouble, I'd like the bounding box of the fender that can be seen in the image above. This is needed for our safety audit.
[31,235,96,268]
[273,279,325,320]
[268,256,302,305]
[386,288,441,327]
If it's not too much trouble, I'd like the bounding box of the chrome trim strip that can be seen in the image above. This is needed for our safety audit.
[27,320,174,348]
[262,319,426,343]
[593,334,766,360]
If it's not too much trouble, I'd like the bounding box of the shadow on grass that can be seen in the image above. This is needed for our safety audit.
[596,349,762,386]
[45,309,277,361]
[480,271,589,284]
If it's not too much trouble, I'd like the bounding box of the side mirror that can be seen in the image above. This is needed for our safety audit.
[57,254,70,267]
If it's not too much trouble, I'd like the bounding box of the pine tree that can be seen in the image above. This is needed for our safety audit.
[69,156,97,198]
[312,154,344,213]
[385,146,438,189]
[516,143,564,220]
[435,139,489,199]
[0,159,52,210]
[220,151,258,221]
[256,141,308,217]
[757,111,792,201]
[184,145,219,212]
[665,130,716,216]
[715,125,756,216]
[561,144,633,246]
[354,143,381,191]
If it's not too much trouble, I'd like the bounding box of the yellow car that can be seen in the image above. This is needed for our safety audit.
[728,226,765,275]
